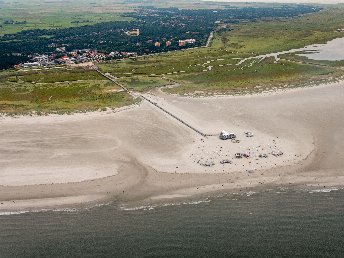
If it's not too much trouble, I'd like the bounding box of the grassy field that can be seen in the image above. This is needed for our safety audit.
[99,6,344,95]
[0,0,132,35]
[0,13,129,36]
[117,76,168,92]
[0,0,262,35]
[0,68,135,115]
[211,7,344,55]
[168,58,341,95]
[0,0,323,35]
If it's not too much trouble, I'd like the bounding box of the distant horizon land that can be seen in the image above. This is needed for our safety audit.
[202,0,342,4]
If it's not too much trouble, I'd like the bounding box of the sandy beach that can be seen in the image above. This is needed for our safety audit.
[0,81,343,212]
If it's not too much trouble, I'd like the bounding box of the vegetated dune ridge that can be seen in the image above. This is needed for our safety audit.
[0,81,343,212]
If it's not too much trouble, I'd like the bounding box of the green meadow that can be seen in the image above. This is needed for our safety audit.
[0,68,135,115]
[0,0,131,35]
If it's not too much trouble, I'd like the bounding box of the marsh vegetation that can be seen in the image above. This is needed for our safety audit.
[0,68,134,115]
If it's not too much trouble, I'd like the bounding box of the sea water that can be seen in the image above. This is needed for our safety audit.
[298,37,344,61]
[0,187,344,257]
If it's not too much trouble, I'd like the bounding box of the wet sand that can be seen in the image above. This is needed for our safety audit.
[0,81,343,211]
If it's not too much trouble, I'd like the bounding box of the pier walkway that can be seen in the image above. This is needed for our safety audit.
[96,69,216,137]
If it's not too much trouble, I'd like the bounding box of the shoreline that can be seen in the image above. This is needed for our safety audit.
[1,81,343,212]
[0,148,343,213]
[161,77,344,100]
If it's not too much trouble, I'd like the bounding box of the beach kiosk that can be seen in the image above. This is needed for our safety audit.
[219,131,236,140]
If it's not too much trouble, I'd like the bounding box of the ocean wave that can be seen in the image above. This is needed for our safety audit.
[0,207,78,216]
[120,198,211,211]
[49,208,78,213]
[0,211,31,216]
[246,191,256,197]
[85,202,112,211]
[309,188,339,193]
